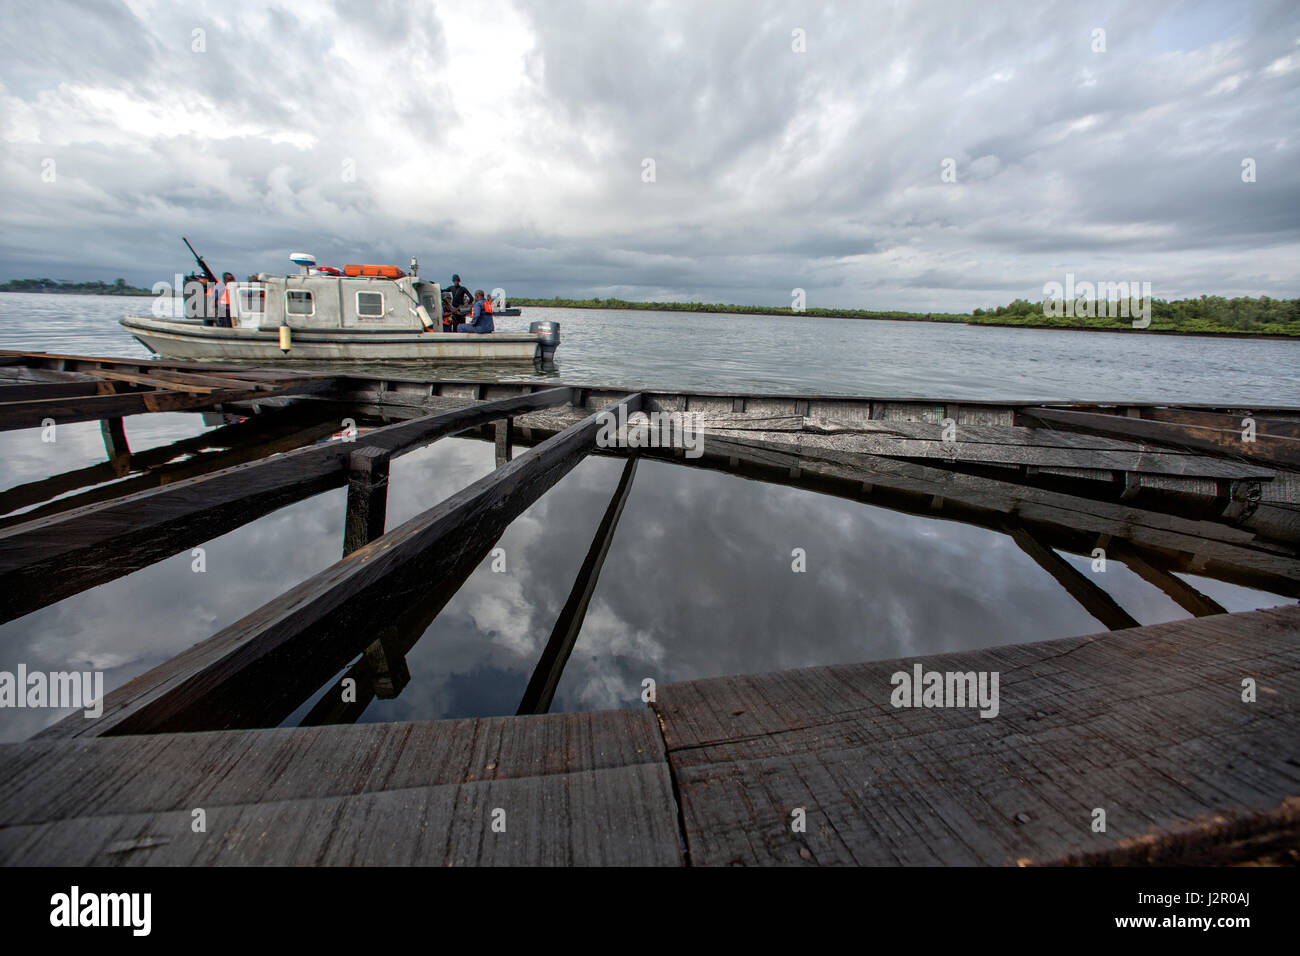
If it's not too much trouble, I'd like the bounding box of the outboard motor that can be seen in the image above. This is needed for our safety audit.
[530,320,560,364]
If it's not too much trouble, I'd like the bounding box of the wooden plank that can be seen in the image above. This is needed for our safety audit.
[1141,406,1300,440]
[39,393,642,737]
[0,376,337,431]
[518,455,639,715]
[0,710,683,866]
[0,405,348,517]
[1019,406,1300,469]
[653,605,1300,865]
[0,381,115,402]
[79,368,218,395]
[0,386,573,625]
[1004,523,1140,630]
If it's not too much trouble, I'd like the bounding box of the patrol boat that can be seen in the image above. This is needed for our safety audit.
[121,251,559,365]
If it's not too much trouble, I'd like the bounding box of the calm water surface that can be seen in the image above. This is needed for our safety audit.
[0,294,1294,740]
[1,292,1297,402]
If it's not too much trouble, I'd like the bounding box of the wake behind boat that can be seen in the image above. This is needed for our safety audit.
[121,245,558,365]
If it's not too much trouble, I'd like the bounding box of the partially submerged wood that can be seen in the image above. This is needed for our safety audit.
[342,446,391,558]
[39,393,642,737]
[0,386,575,624]
[1003,522,1140,630]
[518,455,639,715]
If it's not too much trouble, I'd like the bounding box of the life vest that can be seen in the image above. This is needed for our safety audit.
[483,299,494,314]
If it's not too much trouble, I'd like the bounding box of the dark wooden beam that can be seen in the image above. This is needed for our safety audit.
[1004,522,1141,630]
[342,446,391,558]
[1018,406,1300,469]
[38,393,642,737]
[1111,544,1228,617]
[0,387,576,625]
[0,376,337,431]
[518,455,639,715]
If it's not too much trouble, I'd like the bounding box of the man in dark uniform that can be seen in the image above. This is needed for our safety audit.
[448,274,473,319]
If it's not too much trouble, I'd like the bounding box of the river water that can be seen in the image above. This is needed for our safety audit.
[1,292,1297,402]
[0,293,1295,740]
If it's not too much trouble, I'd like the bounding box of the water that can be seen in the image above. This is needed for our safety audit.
[0,293,1295,740]
[1,292,1297,403]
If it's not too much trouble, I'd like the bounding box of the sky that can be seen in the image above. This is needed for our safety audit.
[1,0,1297,311]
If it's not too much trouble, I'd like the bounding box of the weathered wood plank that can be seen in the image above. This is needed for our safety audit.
[518,456,639,715]
[0,387,574,624]
[0,710,683,866]
[1019,406,1300,469]
[654,605,1300,866]
[39,393,642,737]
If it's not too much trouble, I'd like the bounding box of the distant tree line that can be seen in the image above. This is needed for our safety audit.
[0,277,153,296]
[510,294,1300,336]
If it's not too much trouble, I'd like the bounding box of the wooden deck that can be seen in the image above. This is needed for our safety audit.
[0,350,1297,865]
[1,606,1295,865]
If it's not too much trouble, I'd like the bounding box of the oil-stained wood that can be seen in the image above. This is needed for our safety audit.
[0,387,574,624]
[39,393,642,738]
[653,604,1300,865]
[518,455,639,715]
[0,710,683,866]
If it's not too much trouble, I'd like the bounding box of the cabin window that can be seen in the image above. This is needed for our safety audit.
[238,288,265,313]
[286,290,314,315]
[356,291,385,318]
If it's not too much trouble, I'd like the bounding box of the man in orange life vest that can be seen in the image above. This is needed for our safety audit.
[216,272,235,327]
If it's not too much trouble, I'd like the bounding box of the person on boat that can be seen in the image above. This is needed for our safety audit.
[440,291,456,331]
[215,272,235,328]
[448,274,473,317]
[455,290,494,333]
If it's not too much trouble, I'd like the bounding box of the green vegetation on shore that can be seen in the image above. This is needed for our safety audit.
[511,294,1300,336]
[0,278,153,296]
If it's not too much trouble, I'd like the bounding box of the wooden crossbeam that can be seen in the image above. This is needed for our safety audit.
[0,387,576,625]
[38,393,642,738]
[1004,523,1140,630]
[0,376,336,431]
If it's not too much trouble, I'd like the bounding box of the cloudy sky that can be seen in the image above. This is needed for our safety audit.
[1,0,1297,311]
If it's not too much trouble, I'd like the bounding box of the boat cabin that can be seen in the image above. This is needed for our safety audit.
[216,255,445,332]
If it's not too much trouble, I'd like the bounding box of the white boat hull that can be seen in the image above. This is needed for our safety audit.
[121,315,554,363]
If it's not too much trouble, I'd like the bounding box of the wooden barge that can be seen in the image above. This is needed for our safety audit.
[0,349,1297,865]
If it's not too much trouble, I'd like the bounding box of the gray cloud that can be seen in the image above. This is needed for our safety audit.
[1,0,1297,310]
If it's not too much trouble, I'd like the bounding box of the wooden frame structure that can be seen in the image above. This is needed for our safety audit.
[0,349,1297,866]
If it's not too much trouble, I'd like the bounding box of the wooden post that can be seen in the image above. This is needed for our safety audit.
[495,416,513,468]
[518,455,639,715]
[1112,545,1227,617]
[100,417,130,477]
[343,446,391,557]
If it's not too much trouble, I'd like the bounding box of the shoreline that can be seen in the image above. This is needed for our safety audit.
[512,299,1300,340]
